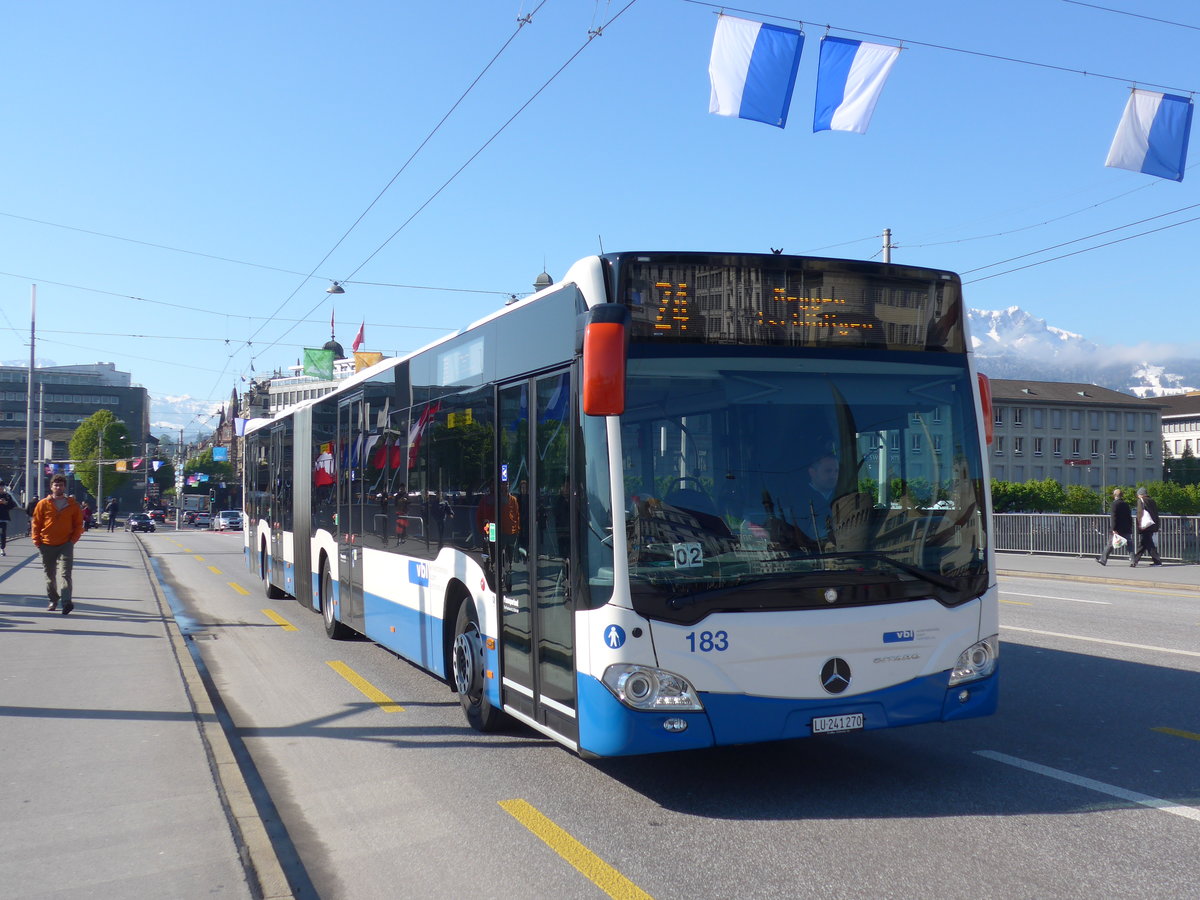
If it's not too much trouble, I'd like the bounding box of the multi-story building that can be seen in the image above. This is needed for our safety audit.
[987,379,1163,489]
[0,362,150,500]
[1149,392,1200,467]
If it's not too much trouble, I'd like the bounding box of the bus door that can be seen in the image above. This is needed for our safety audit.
[497,371,577,743]
[268,424,287,587]
[337,395,367,631]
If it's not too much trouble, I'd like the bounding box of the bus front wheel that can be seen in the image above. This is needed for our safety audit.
[452,601,503,732]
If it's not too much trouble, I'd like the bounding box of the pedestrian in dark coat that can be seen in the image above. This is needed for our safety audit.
[1096,488,1133,566]
[1131,487,1162,567]
[0,480,15,555]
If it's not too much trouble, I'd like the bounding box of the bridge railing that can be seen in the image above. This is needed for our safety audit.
[993,513,1200,562]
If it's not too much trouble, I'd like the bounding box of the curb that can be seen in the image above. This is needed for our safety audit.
[997,568,1200,593]
[133,536,295,900]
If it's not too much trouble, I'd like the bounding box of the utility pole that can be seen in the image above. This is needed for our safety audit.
[97,426,104,515]
[37,382,45,500]
[882,228,893,264]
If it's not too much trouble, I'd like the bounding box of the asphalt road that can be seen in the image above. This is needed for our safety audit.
[149,532,1200,900]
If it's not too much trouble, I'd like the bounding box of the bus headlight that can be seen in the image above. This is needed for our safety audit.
[601,664,704,712]
[948,635,998,685]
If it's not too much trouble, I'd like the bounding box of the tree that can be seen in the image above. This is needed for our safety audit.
[182,448,234,502]
[1062,485,1101,514]
[69,410,134,500]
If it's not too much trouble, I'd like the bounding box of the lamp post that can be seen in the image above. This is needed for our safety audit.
[23,286,36,505]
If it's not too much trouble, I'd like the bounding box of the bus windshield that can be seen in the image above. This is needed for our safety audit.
[619,350,989,623]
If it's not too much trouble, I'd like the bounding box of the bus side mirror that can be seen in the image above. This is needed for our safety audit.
[582,304,630,417]
[978,373,993,445]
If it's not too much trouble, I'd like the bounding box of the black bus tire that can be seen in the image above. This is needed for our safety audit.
[452,600,503,732]
[321,561,352,639]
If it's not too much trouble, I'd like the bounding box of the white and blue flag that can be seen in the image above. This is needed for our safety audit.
[708,15,804,129]
[813,37,900,134]
[1106,89,1193,182]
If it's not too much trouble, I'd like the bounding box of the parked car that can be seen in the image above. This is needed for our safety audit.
[215,510,242,531]
[192,512,211,528]
[125,513,155,533]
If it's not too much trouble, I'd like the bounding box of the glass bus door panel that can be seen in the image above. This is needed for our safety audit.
[497,383,532,699]
[269,426,287,587]
[337,396,366,630]
[534,372,575,722]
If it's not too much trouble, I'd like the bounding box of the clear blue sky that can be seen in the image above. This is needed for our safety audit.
[2,1,1198,436]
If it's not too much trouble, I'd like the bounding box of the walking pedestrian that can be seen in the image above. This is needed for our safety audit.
[104,496,119,532]
[1131,486,1162,567]
[31,474,85,614]
[1096,488,1132,566]
[0,479,15,556]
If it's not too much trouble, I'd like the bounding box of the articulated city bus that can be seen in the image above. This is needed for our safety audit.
[244,251,997,756]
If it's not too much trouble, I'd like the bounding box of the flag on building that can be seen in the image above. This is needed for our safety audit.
[352,320,365,352]
[1106,89,1193,181]
[303,348,335,380]
[708,15,804,128]
[813,37,900,134]
[354,350,384,372]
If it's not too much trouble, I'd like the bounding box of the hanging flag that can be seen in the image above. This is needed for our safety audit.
[708,15,804,128]
[303,347,335,380]
[354,350,384,372]
[234,418,249,437]
[352,320,365,352]
[152,460,163,471]
[813,37,900,134]
[1106,89,1193,181]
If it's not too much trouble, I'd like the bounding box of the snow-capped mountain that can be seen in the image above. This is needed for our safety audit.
[968,307,1200,397]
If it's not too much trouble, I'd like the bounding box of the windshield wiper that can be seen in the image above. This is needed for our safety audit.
[815,551,960,592]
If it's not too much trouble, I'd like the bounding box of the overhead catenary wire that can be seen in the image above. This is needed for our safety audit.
[236,5,549,366]
[251,0,642,378]
[1058,0,1200,33]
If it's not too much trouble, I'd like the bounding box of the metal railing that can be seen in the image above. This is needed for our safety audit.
[994,513,1200,562]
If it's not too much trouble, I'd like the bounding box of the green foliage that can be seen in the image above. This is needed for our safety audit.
[1062,485,1102,514]
[69,409,134,499]
[995,478,1200,515]
[182,448,234,495]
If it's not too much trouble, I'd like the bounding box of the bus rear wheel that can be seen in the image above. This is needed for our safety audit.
[321,562,351,640]
[452,601,503,732]
[261,542,286,599]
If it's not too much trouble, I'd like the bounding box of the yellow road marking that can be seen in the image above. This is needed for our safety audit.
[208,565,223,575]
[1000,599,1032,606]
[193,554,205,562]
[326,661,404,712]
[1153,727,1200,742]
[262,608,297,631]
[228,582,250,596]
[499,799,653,900]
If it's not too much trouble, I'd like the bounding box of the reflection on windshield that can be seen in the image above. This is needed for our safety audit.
[620,354,988,615]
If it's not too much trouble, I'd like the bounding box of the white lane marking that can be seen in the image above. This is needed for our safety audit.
[1004,625,1200,659]
[1004,591,1111,605]
[976,751,1200,824]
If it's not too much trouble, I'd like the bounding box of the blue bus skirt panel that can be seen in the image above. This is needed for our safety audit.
[576,668,998,757]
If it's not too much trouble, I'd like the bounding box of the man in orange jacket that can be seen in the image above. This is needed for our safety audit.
[32,474,85,615]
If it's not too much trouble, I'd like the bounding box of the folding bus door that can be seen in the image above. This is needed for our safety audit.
[336,395,367,632]
[497,370,577,743]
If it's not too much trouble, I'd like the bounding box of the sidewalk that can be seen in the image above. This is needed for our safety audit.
[0,527,289,899]
[996,550,1199,591]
